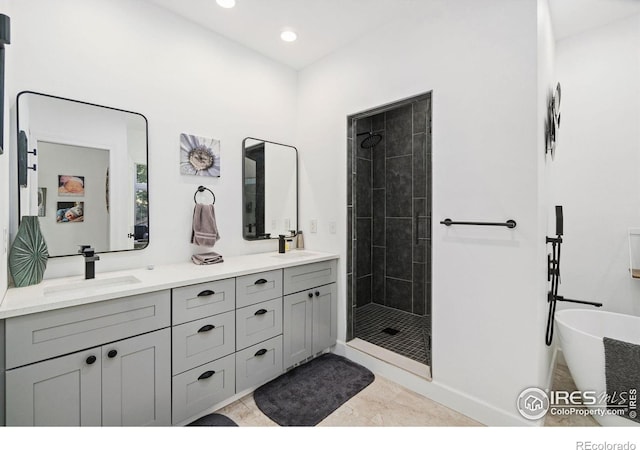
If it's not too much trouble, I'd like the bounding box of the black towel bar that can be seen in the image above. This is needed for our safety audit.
[194,186,215,205]
[440,218,517,229]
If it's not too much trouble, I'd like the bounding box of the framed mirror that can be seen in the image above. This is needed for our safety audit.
[242,137,297,240]
[16,91,149,257]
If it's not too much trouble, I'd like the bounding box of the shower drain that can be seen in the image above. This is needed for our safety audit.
[381,327,400,335]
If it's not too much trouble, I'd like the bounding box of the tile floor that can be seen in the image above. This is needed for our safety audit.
[217,373,480,426]
[214,357,599,427]
[543,362,599,427]
[355,303,431,365]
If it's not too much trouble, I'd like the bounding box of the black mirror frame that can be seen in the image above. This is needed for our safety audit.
[241,136,298,241]
[16,90,150,257]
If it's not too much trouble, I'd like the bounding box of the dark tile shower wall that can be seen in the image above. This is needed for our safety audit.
[347,96,431,325]
[355,117,373,308]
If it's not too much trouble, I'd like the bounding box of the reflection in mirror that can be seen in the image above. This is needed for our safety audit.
[17,91,149,257]
[243,138,297,240]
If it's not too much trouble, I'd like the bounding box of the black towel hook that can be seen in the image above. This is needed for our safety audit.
[194,186,215,205]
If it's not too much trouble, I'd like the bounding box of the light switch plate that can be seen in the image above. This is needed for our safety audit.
[310,219,318,233]
[329,221,336,234]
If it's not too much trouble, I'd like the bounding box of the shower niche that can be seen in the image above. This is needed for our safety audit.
[346,93,432,371]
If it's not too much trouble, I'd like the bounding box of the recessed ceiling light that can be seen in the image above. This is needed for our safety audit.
[280,30,297,42]
[216,0,236,8]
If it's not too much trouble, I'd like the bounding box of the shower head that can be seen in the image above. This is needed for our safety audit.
[357,132,383,149]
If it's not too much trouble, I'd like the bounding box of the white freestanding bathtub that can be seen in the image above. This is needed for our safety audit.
[555,309,640,426]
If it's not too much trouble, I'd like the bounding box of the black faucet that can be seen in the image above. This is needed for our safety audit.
[78,245,100,279]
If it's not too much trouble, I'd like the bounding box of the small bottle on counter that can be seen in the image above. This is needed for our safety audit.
[296,231,304,249]
[278,235,286,253]
[285,238,293,252]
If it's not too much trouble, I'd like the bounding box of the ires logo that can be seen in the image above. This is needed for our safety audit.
[517,388,637,421]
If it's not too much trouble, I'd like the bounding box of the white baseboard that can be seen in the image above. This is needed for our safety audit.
[334,341,539,427]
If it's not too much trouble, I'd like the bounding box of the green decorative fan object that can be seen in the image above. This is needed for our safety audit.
[9,216,49,287]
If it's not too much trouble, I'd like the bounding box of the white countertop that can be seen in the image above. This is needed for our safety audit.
[0,250,339,319]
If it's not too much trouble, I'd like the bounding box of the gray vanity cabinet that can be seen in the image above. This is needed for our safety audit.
[6,328,171,426]
[283,261,338,370]
[4,290,171,426]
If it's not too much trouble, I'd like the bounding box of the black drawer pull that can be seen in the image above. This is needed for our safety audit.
[198,370,216,380]
[254,278,268,285]
[197,290,215,297]
[315,291,320,297]
[254,308,268,316]
[86,355,97,365]
[107,350,118,359]
[198,324,215,333]
[308,292,313,298]
[254,348,267,357]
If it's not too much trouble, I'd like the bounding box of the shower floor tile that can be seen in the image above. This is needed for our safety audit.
[355,303,431,365]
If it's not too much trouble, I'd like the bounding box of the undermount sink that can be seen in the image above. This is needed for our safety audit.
[43,275,142,298]
[271,251,319,259]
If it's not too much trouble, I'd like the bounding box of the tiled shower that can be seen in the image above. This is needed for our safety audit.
[347,93,432,366]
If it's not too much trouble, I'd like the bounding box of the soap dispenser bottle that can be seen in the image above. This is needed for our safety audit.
[278,235,286,253]
[296,231,304,250]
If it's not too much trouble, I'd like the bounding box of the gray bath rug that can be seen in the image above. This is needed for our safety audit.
[186,413,238,426]
[253,353,375,426]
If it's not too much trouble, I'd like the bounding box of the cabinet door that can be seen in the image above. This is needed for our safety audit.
[102,328,171,426]
[312,283,338,355]
[5,348,102,426]
[283,291,312,369]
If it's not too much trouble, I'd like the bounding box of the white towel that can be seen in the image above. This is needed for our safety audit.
[191,251,224,265]
[191,203,220,247]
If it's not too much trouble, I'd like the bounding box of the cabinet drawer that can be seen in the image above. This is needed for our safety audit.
[172,311,235,375]
[172,278,235,325]
[236,298,283,351]
[172,354,235,425]
[5,290,171,369]
[236,269,282,308]
[235,335,283,393]
[283,260,337,295]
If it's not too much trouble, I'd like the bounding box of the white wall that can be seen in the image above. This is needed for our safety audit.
[3,0,298,282]
[297,0,550,425]
[551,14,640,316]
[536,0,557,378]
[0,0,10,301]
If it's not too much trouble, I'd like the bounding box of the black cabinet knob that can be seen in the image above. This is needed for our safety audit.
[308,292,313,298]
[315,291,320,297]
[86,355,97,365]
[198,324,215,333]
[254,308,268,316]
[254,278,268,285]
[254,348,267,357]
[197,290,215,297]
[107,350,118,358]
